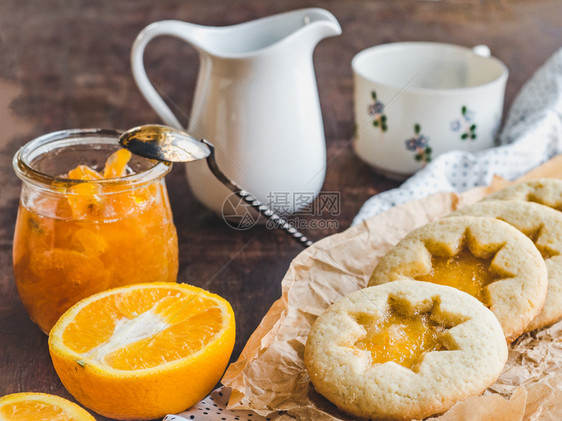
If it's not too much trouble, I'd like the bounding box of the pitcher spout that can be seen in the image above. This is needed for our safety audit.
[198,8,341,58]
[291,8,342,49]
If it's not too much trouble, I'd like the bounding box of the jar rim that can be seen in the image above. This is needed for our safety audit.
[13,128,172,189]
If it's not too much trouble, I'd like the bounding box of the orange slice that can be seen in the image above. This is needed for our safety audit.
[0,392,95,421]
[48,282,236,420]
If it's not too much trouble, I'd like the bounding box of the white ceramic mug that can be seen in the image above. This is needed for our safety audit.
[352,42,508,179]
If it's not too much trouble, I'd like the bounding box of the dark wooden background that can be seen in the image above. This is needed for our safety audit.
[0,1,561,420]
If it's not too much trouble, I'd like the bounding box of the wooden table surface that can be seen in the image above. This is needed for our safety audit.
[0,1,560,420]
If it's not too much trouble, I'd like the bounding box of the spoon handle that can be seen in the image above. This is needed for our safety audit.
[202,140,313,248]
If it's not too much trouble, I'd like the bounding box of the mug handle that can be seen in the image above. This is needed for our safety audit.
[131,20,204,129]
[472,44,491,57]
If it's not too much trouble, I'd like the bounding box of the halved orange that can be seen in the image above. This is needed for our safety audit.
[0,392,95,420]
[48,282,236,420]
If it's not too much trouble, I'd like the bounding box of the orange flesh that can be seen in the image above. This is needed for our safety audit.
[0,400,71,421]
[62,288,224,370]
[416,248,496,302]
[354,312,446,370]
[13,149,178,333]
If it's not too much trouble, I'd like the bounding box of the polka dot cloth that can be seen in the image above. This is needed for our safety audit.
[353,47,562,225]
[164,387,268,421]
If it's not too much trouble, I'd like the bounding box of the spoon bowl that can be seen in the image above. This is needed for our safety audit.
[119,124,211,162]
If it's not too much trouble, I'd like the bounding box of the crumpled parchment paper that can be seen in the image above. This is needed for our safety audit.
[222,156,562,421]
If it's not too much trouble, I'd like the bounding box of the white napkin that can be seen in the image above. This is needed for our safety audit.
[163,386,268,421]
[353,47,562,225]
[166,48,562,421]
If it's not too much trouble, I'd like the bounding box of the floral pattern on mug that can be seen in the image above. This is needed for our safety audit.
[405,124,432,165]
[450,105,477,141]
[368,90,388,132]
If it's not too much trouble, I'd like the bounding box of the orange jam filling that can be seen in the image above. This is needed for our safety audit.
[354,311,446,370]
[416,248,496,302]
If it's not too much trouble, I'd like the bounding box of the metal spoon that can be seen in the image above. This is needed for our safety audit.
[119,124,313,248]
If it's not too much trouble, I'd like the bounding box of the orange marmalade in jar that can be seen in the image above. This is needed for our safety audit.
[12,129,178,333]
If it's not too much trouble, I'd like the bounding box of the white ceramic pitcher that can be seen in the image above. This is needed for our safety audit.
[131,8,341,215]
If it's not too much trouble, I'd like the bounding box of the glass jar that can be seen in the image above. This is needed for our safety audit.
[12,128,178,333]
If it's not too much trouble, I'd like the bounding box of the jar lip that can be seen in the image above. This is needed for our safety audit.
[13,128,172,188]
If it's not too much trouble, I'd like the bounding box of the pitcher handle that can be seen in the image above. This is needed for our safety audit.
[131,20,204,129]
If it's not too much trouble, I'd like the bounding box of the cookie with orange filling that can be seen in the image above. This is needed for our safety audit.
[304,280,507,421]
[453,200,562,331]
[369,216,547,341]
